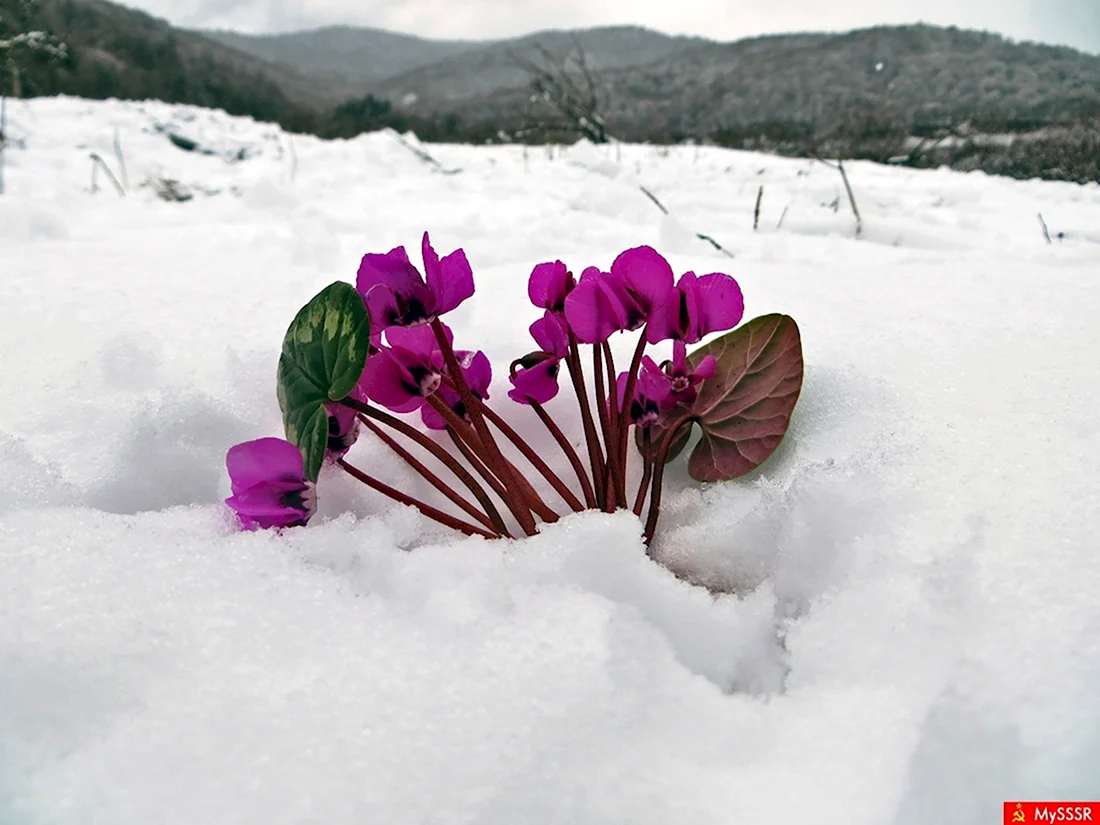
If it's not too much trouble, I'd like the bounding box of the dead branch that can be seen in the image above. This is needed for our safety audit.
[753,185,763,231]
[511,35,609,144]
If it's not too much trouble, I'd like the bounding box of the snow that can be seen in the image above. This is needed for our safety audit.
[2,96,1099,823]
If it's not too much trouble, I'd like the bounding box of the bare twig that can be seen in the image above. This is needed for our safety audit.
[639,184,669,215]
[811,154,862,237]
[1037,213,1052,245]
[753,185,763,231]
[389,130,461,175]
[89,152,125,196]
[112,126,128,191]
[837,159,863,237]
[639,185,735,258]
[776,205,789,230]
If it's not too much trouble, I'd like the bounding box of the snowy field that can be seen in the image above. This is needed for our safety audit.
[2,97,1099,824]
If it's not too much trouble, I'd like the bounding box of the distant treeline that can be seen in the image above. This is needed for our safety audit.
[4,0,1097,184]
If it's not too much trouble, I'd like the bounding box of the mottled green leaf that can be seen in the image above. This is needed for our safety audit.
[276,281,370,482]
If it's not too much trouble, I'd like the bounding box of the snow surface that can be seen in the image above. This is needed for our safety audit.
[2,97,1099,824]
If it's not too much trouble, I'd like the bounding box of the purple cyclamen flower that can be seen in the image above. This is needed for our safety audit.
[421,348,492,430]
[615,356,673,429]
[508,312,569,405]
[646,269,744,345]
[325,403,360,459]
[563,246,676,344]
[356,232,474,334]
[225,437,316,530]
[563,267,639,344]
[528,260,575,315]
[357,324,446,414]
[610,246,676,319]
[662,340,716,409]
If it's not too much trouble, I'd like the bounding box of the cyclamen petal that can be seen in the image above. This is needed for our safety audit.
[692,354,717,381]
[508,359,562,405]
[356,234,476,334]
[610,246,675,315]
[458,349,493,399]
[530,312,569,358]
[637,356,673,406]
[528,261,574,313]
[359,347,438,413]
[325,403,359,458]
[423,232,475,316]
[420,386,457,429]
[357,248,433,330]
[692,273,744,339]
[644,286,684,344]
[615,358,672,428]
[225,438,315,530]
[227,437,307,493]
[664,342,716,409]
[564,268,629,344]
[646,268,744,344]
[386,323,444,358]
[421,348,491,429]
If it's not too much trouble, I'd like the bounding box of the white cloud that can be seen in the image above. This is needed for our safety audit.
[118,0,1100,53]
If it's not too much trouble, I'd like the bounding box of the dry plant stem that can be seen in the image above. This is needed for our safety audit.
[566,331,606,507]
[592,346,617,511]
[431,319,539,536]
[633,429,653,516]
[531,401,596,508]
[358,416,504,535]
[614,333,648,499]
[341,397,508,535]
[426,393,559,526]
[478,404,585,513]
[643,414,696,549]
[836,158,863,238]
[337,458,497,539]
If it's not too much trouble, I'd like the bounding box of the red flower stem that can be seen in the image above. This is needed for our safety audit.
[602,341,628,506]
[431,319,538,537]
[633,429,653,516]
[531,401,597,508]
[616,331,649,500]
[592,345,617,511]
[447,428,509,500]
[357,416,505,536]
[336,458,498,540]
[425,394,559,526]
[340,397,509,536]
[478,403,585,513]
[566,331,605,508]
[643,414,696,549]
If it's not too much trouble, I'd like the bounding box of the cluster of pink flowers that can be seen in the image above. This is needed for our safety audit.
[226,233,744,544]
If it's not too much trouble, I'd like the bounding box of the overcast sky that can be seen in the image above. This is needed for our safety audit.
[120,0,1100,53]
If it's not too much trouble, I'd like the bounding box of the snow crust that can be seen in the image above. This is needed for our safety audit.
[2,97,1099,824]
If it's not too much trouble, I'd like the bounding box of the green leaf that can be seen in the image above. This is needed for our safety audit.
[641,315,804,482]
[276,281,370,482]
